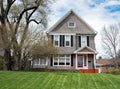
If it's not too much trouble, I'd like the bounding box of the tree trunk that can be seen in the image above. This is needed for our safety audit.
[4,48,13,70]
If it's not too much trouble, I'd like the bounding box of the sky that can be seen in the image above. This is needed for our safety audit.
[48,0,120,58]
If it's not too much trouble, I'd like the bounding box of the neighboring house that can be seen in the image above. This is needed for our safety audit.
[32,10,98,72]
[96,59,115,73]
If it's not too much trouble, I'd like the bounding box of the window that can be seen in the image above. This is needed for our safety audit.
[65,35,71,47]
[34,59,39,65]
[68,22,76,28]
[106,65,111,70]
[40,59,46,65]
[54,35,59,47]
[34,59,47,65]
[54,57,58,65]
[81,35,87,47]
[53,55,71,66]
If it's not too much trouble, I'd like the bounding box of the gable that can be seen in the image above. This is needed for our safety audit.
[73,46,97,54]
[78,47,94,53]
[48,10,96,35]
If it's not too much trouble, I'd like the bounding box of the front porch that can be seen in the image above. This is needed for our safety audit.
[73,54,96,69]
[73,46,97,72]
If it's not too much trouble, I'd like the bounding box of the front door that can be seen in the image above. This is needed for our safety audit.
[77,55,88,69]
[77,55,83,68]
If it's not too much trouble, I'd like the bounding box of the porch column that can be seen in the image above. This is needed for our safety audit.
[87,54,88,69]
[94,54,96,69]
[76,53,77,69]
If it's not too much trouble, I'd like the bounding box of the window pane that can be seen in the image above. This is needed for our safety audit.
[66,54,70,57]
[59,58,65,62]
[54,35,59,46]
[54,35,59,41]
[66,62,70,65]
[40,59,46,65]
[59,63,65,65]
[81,36,87,47]
[59,54,65,57]
[54,62,58,65]
[69,22,75,26]
[66,41,70,46]
[65,35,70,46]
[55,41,58,46]
[34,59,39,65]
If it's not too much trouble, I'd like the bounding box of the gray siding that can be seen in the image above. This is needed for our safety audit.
[49,12,96,35]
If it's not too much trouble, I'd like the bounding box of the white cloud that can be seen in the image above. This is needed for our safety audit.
[48,0,120,58]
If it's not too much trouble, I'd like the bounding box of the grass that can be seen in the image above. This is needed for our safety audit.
[0,71,120,89]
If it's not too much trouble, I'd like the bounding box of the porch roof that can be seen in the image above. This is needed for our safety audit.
[73,46,97,54]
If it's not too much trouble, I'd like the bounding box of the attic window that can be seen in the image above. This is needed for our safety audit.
[68,22,76,28]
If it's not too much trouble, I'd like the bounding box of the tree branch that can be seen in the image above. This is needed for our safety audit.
[29,19,42,24]
[6,0,16,16]
[15,6,38,34]
[28,7,38,21]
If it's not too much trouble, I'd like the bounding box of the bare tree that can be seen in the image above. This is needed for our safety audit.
[101,24,120,69]
[0,0,52,70]
[30,33,58,59]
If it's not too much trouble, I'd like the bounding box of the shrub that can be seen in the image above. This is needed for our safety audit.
[105,70,120,75]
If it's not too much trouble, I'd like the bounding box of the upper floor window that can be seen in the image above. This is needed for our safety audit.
[53,35,73,47]
[54,35,59,47]
[68,22,76,28]
[65,35,71,47]
[81,35,87,47]
[78,35,89,47]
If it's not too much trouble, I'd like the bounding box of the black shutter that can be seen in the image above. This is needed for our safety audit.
[60,35,62,47]
[63,35,65,47]
[71,54,73,66]
[60,35,65,47]
[71,35,73,47]
[78,36,81,47]
[51,35,54,45]
[87,36,89,46]
[50,57,53,66]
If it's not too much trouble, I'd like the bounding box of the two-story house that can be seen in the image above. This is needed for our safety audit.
[32,10,97,72]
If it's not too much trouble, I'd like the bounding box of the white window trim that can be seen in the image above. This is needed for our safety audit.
[53,55,71,66]
[54,35,60,47]
[65,35,71,47]
[68,22,76,28]
[81,35,87,47]
[34,59,47,66]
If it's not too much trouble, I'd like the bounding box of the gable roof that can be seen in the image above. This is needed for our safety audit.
[96,59,114,66]
[47,10,97,34]
[73,46,97,54]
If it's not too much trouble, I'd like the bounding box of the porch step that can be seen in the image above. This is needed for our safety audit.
[80,69,98,73]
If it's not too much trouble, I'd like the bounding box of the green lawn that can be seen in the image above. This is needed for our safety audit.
[0,71,120,89]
